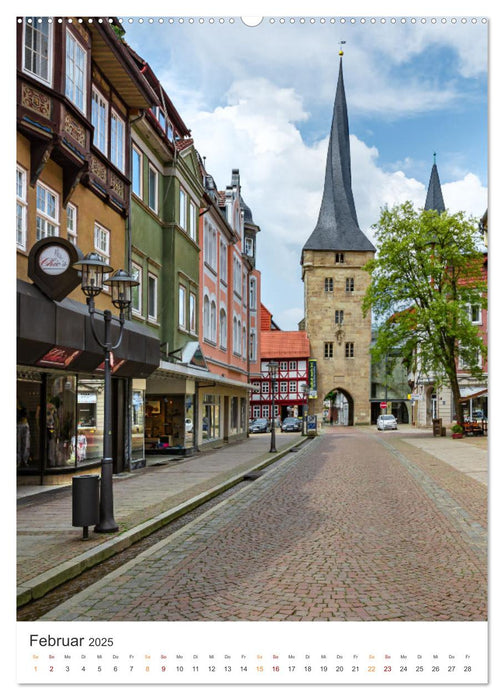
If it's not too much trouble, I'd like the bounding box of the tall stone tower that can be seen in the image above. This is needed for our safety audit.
[301,53,375,425]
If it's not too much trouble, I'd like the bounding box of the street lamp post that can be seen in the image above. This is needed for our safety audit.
[268,361,279,453]
[73,253,139,533]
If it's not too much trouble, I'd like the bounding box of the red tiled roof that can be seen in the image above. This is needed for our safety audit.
[261,330,310,358]
[175,137,194,151]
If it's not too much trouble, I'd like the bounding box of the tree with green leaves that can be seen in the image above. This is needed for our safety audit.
[362,202,487,424]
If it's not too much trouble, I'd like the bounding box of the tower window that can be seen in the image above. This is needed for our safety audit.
[324,277,334,292]
[335,310,344,325]
[345,277,354,292]
[345,342,354,358]
[324,342,334,359]
[335,253,345,263]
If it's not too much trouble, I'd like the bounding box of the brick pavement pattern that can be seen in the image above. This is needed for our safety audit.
[41,428,487,622]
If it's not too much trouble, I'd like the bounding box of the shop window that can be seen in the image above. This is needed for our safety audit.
[77,378,104,464]
[131,386,145,462]
[202,394,221,441]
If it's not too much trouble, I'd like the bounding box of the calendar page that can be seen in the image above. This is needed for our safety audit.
[12,1,497,697]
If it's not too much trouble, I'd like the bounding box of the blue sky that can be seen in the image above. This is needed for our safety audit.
[120,8,488,330]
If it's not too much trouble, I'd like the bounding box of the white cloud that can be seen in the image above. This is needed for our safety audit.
[184,78,487,328]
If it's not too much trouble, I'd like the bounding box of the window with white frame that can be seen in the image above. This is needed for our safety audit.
[189,201,197,241]
[65,30,86,113]
[242,327,247,357]
[220,240,228,282]
[289,381,297,393]
[178,285,187,329]
[280,361,288,371]
[189,292,197,334]
[147,274,158,321]
[16,167,27,249]
[110,110,125,172]
[249,330,256,362]
[93,222,110,265]
[91,87,108,155]
[204,220,217,270]
[262,405,270,418]
[468,304,482,325]
[252,405,261,418]
[23,17,52,85]
[280,381,288,393]
[249,278,257,310]
[289,360,297,371]
[345,277,355,292]
[219,308,227,348]
[345,342,355,358]
[36,182,59,240]
[203,295,210,340]
[66,203,77,246]
[233,256,242,296]
[179,187,187,230]
[148,164,158,213]
[131,145,142,198]
[131,263,142,315]
[211,301,217,343]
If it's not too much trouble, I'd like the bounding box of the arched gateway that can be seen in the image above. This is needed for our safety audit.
[301,52,375,426]
[325,388,354,426]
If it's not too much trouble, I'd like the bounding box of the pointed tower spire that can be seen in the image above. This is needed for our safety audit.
[424,154,445,213]
[303,53,375,255]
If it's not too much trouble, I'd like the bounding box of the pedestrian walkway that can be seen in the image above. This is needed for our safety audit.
[17,425,488,610]
[17,432,306,607]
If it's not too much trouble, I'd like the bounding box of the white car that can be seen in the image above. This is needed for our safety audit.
[377,414,398,431]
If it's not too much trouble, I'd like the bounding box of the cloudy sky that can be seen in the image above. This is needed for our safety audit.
[121,7,488,330]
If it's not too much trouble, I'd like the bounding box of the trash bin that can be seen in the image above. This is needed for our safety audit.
[72,474,99,539]
[432,418,443,437]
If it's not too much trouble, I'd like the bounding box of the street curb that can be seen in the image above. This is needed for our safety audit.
[17,436,310,608]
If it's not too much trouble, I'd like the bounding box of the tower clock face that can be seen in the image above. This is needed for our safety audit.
[38,245,71,276]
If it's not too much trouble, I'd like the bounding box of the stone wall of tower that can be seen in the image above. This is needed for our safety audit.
[302,248,374,424]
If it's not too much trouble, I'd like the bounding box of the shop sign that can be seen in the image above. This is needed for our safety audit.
[78,392,97,404]
[28,236,80,301]
[308,358,317,398]
[36,346,82,368]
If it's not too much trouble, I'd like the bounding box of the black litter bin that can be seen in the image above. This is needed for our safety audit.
[72,474,100,538]
[432,418,443,437]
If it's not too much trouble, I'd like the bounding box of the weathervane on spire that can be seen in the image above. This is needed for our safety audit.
[339,40,346,56]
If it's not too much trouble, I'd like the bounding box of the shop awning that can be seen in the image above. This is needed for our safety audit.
[153,359,255,391]
[17,280,160,378]
[458,385,488,403]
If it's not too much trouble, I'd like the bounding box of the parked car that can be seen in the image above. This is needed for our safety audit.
[377,414,398,431]
[281,417,302,432]
[250,418,269,433]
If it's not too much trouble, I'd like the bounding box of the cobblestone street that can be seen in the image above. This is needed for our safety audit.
[41,428,487,622]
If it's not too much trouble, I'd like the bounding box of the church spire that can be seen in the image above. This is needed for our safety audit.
[302,53,375,255]
[424,153,446,213]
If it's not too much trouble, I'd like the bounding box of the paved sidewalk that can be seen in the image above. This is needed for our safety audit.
[17,425,488,609]
[17,432,306,607]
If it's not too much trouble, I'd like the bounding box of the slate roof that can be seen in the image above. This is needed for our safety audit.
[424,162,446,213]
[303,57,375,254]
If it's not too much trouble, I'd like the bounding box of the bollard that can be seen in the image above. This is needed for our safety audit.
[72,474,100,539]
